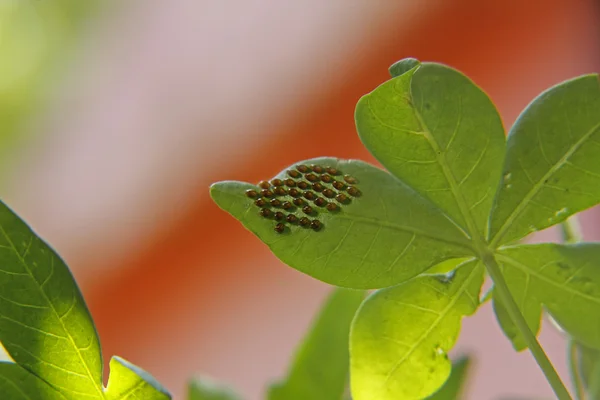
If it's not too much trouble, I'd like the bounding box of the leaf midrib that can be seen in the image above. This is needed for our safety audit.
[0,225,104,399]
[491,121,600,247]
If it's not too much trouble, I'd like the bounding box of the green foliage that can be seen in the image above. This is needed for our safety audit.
[350,261,482,399]
[268,288,364,400]
[576,341,600,398]
[187,377,242,400]
[426,356,471,400]
[0,201,170,399]
[211,58,600,399]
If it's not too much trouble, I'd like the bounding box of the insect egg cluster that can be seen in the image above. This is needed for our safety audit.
[245,164,361,234]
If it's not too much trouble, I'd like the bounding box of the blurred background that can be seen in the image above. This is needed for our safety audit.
[1,0,599,398]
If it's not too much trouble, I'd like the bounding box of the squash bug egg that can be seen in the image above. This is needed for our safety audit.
[259,208,272,218]
[296,164,310,173]
[302,206,313,214]
[322,189,336,198]
[286,214,298,223]
[347,186,362,197]
[271,178,284,187]
[310,220,322,231]
[299,217,311,227]
[320,174,333,183]
[255,199,267,207]
[326,167,339,175]
[293,198,305,206]
[261,189,274,198]
[282,201,294,210]
[274,223,285,233]
[287,170,301,178]
[297,181,309,190]
[312,182,324,192]
[284,178,296,187]
[270,199,281,207]
[274,211,285,221]
[343,175,357,184]
[274,187,287,196]
[336,193,349,203]
[289,188,301,197]
[245,189,258,198]
[314,197,326,207]
[305,173,319,182]
[259,181,271,189]
[311,165,324,174]
[326,203,338,212]
[332,181,346,190]
[303,191,315,200]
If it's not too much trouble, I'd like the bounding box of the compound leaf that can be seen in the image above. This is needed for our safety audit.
[355,60,505,238]
[495,243,600,350]
[268,288,364,400]
[105,357,170,400]
[490,74,600,246]
[211,157,474,289]
[188,377,241,400]
[0,362,66,400]
[350,260,483,400]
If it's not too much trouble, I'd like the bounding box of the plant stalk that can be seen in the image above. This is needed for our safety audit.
[568,338,585,400]
[481,251,572,400]
[560,216,583,244]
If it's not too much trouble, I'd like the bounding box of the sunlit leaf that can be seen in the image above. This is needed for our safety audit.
[355,61,505,238]
[426,356,471,400]
[268,288,364,400]
[0,362,66,399]
[350,260,483,400]
[211,157,474,289]
[105,357,170,400]
[490,74,600,246]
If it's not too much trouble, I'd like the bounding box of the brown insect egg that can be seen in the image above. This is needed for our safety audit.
[258,180,271,189]
[274,223,285,233]
[245,189,258,198]
[282,201,294,210]
[343,175,357,184]
[336,193,349,203]
[270,199,281,207]
[320,174,333,183]
[271,178,284,187]
[261,189,274,198]
[289,188,301,197]
[311,165,324,174]
[303,191,315,200]
[259,208,272,218]
[332,181,346,191]
[326,202,338,212]
[314,197,326,207]
[312,182,324,192]
[305,173,319,182]
[286,214,298,223]
[296,164,311,173]
[322,189,336,198]
[326,167,339,175]
[299,217,311,227]
[297,181,309,190]
[302,206,313,214]
[293,198,305,206]
[274,211,285,221]
[284,178,296,187]
[274,187,287,196]
[255,198,267,207]
[287,170,301,178]
[347,186,362,197]
[310,220,322,231]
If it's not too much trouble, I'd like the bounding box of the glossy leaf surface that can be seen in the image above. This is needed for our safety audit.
[211,157,473,289]
[268,288,364,400]
[350,261,483,400]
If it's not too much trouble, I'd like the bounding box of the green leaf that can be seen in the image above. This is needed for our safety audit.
[0,200,104,398]
[426,356,471,400]
[0,362,66,400]
[492,289,531,351]
[105,356,170,400]
[211,157,474,289]
[350,260,483,400]
[355,61,505,238]
[495,243,600,350]
[187,377,241,400]
[576,341,600,397]
[0,200,171,398]
[489,74,600,246]
[268,288,365,400]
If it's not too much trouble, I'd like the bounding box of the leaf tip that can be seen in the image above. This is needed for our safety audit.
[388,57,421,78]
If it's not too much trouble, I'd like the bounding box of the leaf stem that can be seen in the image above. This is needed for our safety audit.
[560,216,583,244]
[481,251,572,400]
[568,338,585,400]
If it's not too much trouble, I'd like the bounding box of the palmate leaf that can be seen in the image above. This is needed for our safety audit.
[0,201,170,399]
[493,244,600,351]
[350,260,483,400]
[211,157,474,289]
[355,60,506,238]
[267,288,364,400]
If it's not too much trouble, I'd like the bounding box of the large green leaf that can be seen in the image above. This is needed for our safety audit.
[268,288,364,400]
[211,157,474,289]
[187,377,241,400]
[0,200,171,398]
[494,244,600,350]
[350,260,483,400]
[490,74,600,246]
[0,362,66,399]
[355,61,505,238]
[426,356,471,400]
[0,200,103,398]
[105,357,170,400]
